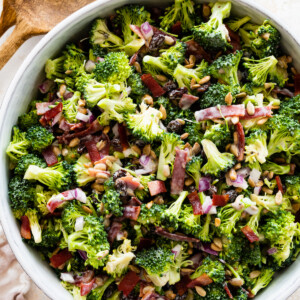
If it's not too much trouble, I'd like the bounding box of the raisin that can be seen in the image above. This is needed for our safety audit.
[163,80,177,92]
[167,120,183,134]
[111,138,122,152]
[115,179,127,196]
[149,33,165,51]
[113,169,127,182]
[135,139,146,149]
[168,87,188,101]
[206,185,217,196]
[197,82,211,93]
[223,189,238,202]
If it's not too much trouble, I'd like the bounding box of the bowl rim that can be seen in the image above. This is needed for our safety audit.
[1,0,300,299]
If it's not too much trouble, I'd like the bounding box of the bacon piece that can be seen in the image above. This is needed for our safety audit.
[188,191,203,215]
[224,283,233,299]
[117,176,140,191]
[171,149,188,194]
[195,104,245,122]
[236,122,245,162]
[118,271,140,297]
[186,274,213,288]
[108,222,123,244]
[45,102,63,121]
[186,40,211,62]
[50,249,72,268]
[85,140,101,163]
[155,227,200,243]
[239,106,272,120]
[123,206,141,221]
[36,101,55,115]
[171,21,182,35]
[226,25,241,52]
[70,122,86,132]
[241,225,259,243]
[52,111,62,126]
[20,216,31,240]
[294,74,300,96]
[288,164,296,175]
[179,94,199,110]
[141,74,166,98]
[99,134,110,158]
[212,194,229,206]
[118,124,130,150]
[275,175,284,194]
[80,279,95,296]
[175,275,192,296]
[273,86,294,98]
[151,25,177,43]
[148,180,167,196]
[129,25,145,41]
[128,197,142,206]
[42,146,58,166]
[129,52,139,66]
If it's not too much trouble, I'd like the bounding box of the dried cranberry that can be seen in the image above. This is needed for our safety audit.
[167,120,183,134]
[168,87,188,101]
[197,82,211,93]
[149,33,165,51]
[111,138,122,152]
[163,80,177,92]
[113,170,127,182]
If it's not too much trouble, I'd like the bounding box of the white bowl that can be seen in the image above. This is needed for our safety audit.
[1,1,300,299]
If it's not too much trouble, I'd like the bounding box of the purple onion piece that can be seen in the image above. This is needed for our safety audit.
[63,91,74,99]
[267,247,278,255]
[140,21,153,40]
[237,167,251,178]
[39,79,54,94]
[199,177,211,192]
[76,112,90,123]
[78,250,88,261]
[200,243,219,256]
[140,155,150,167]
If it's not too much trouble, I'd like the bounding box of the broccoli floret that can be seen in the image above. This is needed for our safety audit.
[142,55,173,77]
[261,161,291,175]
[160,0,195,32]
[227,16,251,32]
[162,191,188,231]
[94,52,132,84]
[203,123,232,149]
[135,174,156,201]
[68,215,110,268]
[35,187,55,216]
[15,153,47,175]
[191,257,225,284]
[245,129,268,166]
[243,56,278,86]
[173,60,208,90]
[45,55,65,80]
[221,235,245,263]
[25,208,42,243]
[63,44,86,76]
[87,277,114,300]
[244,206,263,236]
[126,102,164,142]
[251,194,291,212]
[262,209,298,266]
[157,133,183,181]
[199,214,213,242]
[135,247,174,287]
[242,242,262,266]
[101,182,123,217]
[26,125,54,152]
[98,96,136,126]
[209,51,243,87]
[192,1,232,51]
[6,126,30,163]
[184,121,204,146]
[194,283,228,300]
[278,95,300,120]
[138,203,166,226]
[178,205,201,237]
[269,63,289,88]
[104,239,136,278]
[18,110,40,131]
[62,91,81,123]
[24,161,74,191]
[61,282,86,300]
[201,139,235,176]
[127,71,148,99]
[186,156,203,189]
[285,176,300,197]
[74,155,96,186]
[8,176,36,217]
[161,42,187,69]
[90,18,123,50]
[200,83,237,109]
[249,268,274,295]
[266,114,300,159]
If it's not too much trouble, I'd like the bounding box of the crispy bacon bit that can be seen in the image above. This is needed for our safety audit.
[275,176,284,194]
[171,21,182,35]
[241,225,259,243]
[42,146,58,166]
[50,249,72,268]
[118,124,130,150]
[179,94,199,110]
[239,106,272,120]
[44,102,63,121]
[226,25,241,52]
[108,222,122,244]
[141,74,166,98]
[85,140,101,163]
[39,115,47,126]
[195,104,245,122]
[186,274,213,288]
[212,194,229,206]
[123,206,141,221]
[273,86,294,98]
[80,279,95,296]
[118,271,140,297]
[186,40,211,62]
[224,283,233,299]
[148,180,167,196]
[294,74,300,96]
[236,122,245,162]
[20,216,31,240]
[288,164,296,175]
[128,197,142,206]
[188,191,204,215]
[170,149,188,195]
[36,101,55,115]
[117,176,140,191]
[155,227,200,243]
[175,275,192,296]
[129,52,139,66]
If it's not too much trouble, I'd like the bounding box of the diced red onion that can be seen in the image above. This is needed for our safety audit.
[140,155,150,167]
[141,22,153,40]
[249,168,261,184]
[97,57,105,62]
[78,250,88,261]
[254,186,262,195]
[60,272,75,283]
[202,196,212,214]
[171,244,182,258]
[226,174,248,190]
[198,177,211,192]
[74,188,87,203]
[123,148,135,158]
[135,169,151,175]
[200,243,218,256]
[39,79,54,94]
[85,60,96,73]
[76,112,90,123]
[86,109,95,124]
[267,247,278,255]
[64,91,74,99]
[75,216,85,232]
[237,167,251,178]
[207,205,217,215]
[52,112,62,126]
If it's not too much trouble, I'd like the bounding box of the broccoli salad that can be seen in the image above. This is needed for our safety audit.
[6,0,300,299]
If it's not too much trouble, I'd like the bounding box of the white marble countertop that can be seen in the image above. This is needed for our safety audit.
[0,0,300,299]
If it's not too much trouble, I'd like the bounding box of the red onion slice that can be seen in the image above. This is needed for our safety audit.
[78,250,88,261]
[171,244,182,258]
[200,243,218,256]
[237,167,251,178]
[202,196,212,214]
[60,272,75,283]
[198,177,211,192]
[140,155,150,166]
[141,22,153,40]
[267,247,278,255]
[76,112,90,123]
[39,79,54,94]
[75,216,85,232]
[254,186,262,195]
[249,168,261,184]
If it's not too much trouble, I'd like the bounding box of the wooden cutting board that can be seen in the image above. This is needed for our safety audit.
[0,0,94,70]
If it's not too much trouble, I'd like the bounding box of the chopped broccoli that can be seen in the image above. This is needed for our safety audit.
[199,214,213,242]
[15,153,47,175]
[245,129,268,165]
[101,180,123,217]
[250,268,275,295]
[26,125,54,152]
[285,176,300,197]
[184,121,204,146]
[201,139,235,176]
[186,156,203,189]
[221,234,245,263]
[244,206,263,236]
[35,187,55,216]
[137,203,166,226]
[127,71,148,99]
[278,95,300,120]
[160,42,187,70]
[242,242,262,266]
[261,161,290,175]
[18,110,40,131]
[62,282,86,300]
[45,56,65,80]
[269,63,289,87]
[25,208,42,243]
[135,174,155,201]
[203,123,232,149]
[87,277,114,300]
[63,44,86,76]
[157,133,183,181]
[160,0,195,32]
[192,1,232,51]
[62,91,81,123]
[194,283,228,300]
[227,16,251,32]
[6,126,30,163]
[126,102,164,142]
[251,194,291,212]
[74,155,96,187]
[209,51,243,87]
[178,204,201,236]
